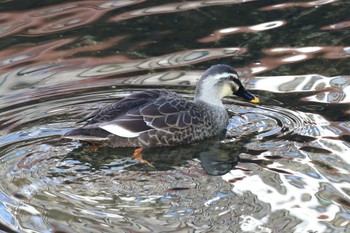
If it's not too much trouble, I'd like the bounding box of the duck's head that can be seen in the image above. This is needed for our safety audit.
[194,64,259,105]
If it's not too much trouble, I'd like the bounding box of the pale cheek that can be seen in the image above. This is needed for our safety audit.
[220,85,233,98]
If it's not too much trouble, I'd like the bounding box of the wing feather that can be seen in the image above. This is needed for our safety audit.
[140,97,204,130]
[80,89,166,125]
[74,89,204,139]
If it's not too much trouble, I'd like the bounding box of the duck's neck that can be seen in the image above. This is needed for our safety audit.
[194,97,229,131]
[194,92,227,118]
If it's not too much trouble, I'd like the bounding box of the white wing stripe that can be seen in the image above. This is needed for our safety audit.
[99,124,141,138]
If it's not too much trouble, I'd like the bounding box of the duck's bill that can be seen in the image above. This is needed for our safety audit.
[234,88,260,103]
[250,96,260,103]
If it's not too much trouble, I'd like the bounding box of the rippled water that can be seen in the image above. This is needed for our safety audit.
[0,0,350,232]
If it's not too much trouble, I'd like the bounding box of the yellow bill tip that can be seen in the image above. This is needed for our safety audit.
[250,97,260,104]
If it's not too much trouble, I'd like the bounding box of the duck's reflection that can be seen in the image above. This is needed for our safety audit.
[197,143,241,176]
[65,138,243,176]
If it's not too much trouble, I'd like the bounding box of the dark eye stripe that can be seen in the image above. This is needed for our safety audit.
[231,77,242,86]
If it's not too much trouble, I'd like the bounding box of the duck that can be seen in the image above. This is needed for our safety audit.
[63,64,259,151]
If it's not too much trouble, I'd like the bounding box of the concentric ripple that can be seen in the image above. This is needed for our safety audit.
[0,82,349,232]
[226,103,334,140]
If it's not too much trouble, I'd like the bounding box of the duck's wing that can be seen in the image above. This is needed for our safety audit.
[78,89,165,125]
[97,92,204,138]
[64,90,166,140]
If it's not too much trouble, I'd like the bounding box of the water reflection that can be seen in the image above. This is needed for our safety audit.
[110,0,257,22]
[0,1,143,36]
[0,0,350,232]
[60,138,241,177]
[260,0,338,11]
[322,21,350,30]
[199,20,287,43]
[0,47,244,95]
[2,43,349,99]
[242,46,350,75]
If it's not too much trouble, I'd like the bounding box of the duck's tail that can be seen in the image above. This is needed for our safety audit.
[62,127,109,142]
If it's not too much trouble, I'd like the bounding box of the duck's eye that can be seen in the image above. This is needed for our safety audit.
[229,75,236,81]
[229,75,241,85]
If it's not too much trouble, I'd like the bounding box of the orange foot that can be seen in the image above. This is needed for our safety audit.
[82,144,100,153]
[131,148,154,167]
[91,144,100,152]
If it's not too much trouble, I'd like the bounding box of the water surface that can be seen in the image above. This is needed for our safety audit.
[0,0,350,232]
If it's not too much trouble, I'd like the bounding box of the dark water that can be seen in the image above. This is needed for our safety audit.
[0,0,349,232]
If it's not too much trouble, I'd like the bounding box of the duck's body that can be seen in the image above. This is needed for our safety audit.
[63,64,259,148]
[65,89,228,148]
